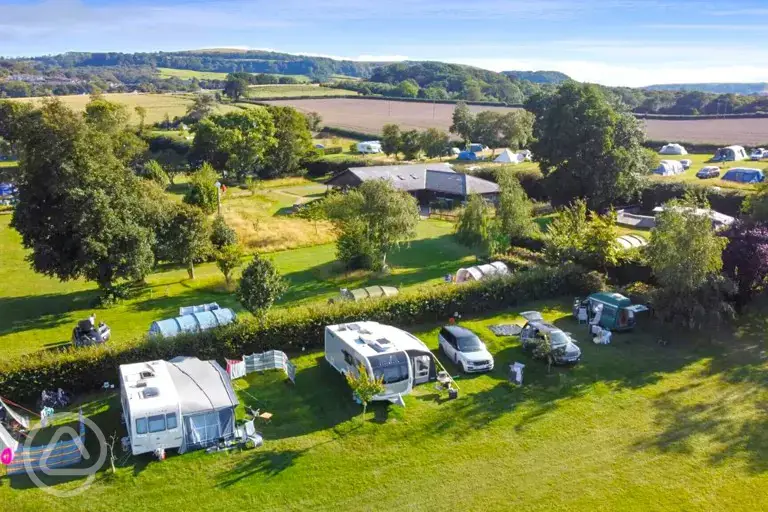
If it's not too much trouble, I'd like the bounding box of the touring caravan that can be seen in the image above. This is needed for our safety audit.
[119,357,239,457]
[324,322,437,405]
[357,141,382,154]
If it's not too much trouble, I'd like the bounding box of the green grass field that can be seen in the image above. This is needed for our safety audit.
[0,212,471,358]
[157,68,311,83]
[2,301,767,510]
[8,93,241,125]
[246,85,358,99]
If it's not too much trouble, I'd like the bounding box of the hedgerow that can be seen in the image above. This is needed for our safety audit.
[0,264,597,403]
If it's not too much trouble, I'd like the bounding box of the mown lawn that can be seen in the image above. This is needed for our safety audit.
[2,301,767,510]
[0,215,472,358]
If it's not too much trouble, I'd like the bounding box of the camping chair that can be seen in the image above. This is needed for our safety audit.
[577,307,588,324]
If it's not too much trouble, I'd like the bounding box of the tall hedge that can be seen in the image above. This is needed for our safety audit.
[640,181,750,217]
[0,264,596,403]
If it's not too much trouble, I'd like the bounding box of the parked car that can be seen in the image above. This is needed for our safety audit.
[751,148,766,161]
[314,143,325,149]
[518,311,581,364]
[696,166,721,179]
[680,159,693,169]
[438,325,494,373]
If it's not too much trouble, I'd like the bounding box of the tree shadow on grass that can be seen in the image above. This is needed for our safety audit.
[0,289,99,339]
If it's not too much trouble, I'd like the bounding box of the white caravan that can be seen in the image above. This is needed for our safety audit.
[119,357,238,457]
[357,141,383,154]
[325,321,436,404]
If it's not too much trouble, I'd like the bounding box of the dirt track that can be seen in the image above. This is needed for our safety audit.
[265,98,768,145]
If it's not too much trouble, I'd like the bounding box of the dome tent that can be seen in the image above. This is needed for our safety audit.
[659,143,688,155]
[455,261,509,283]
[654,160,685,176]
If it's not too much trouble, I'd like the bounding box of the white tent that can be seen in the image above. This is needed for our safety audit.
[714,145,748,162]
[494,149,519,163]
[654,160,685,176]
[455,261,509,283]
[660,143,688,155]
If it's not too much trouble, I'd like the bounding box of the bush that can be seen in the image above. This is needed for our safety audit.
[323,146,343,155]
[210,215,237,251]
[0,264,595,403]
[619,281,655,305]
[237,254,288,316]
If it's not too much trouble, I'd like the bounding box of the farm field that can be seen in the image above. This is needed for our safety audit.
[262,98,520,134]
[157,67,312,82]
[263,97,768,145]
[2,301,768,510]
[8,93,241,125]
[247,85,358,99]
[0,209,473,358]
[643,117,768,145]
[649,153,768,190]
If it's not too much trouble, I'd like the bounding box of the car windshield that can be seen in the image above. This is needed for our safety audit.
[457,335,483,352]
[550,331,570,347]
[369,352,409,384]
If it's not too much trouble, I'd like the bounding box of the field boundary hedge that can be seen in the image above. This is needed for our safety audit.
[636,112,768,120]
[0,264,599,403]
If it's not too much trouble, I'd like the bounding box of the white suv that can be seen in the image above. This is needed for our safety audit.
[438,325,494,373]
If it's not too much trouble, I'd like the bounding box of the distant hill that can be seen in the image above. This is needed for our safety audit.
[645,83,768,95]
[502,70,571,84]
[24,50,380,80]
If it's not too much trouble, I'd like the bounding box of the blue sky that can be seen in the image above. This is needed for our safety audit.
[2,0,768,86]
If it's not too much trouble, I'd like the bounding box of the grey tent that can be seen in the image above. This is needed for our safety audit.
[338,286,399,302]
[166,357,239,453]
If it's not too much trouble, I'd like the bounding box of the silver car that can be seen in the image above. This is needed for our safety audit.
[519,312,581,364]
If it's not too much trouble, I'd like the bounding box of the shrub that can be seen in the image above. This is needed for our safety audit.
[0,264,594,403]
[183,163,219,214]
[640,181,749,217]
[237,254,288,316]
[210,215,238,251]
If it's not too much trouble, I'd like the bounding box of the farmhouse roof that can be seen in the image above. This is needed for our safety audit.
[325,163,499,196]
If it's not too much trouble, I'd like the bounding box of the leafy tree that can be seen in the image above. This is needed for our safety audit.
[400,129,422,160]
[304,111,322,132]
[295,198,327,234]
[396,79,420,98]
[156,203,212,279]
[134,106,147,131]
[140,159,169,187]
[526,82,648,209]
[10,99,155,292]
[544,199,589,263]
[216,243,244,287]
[531,334,566,373]
[381,124,402,158]
[237,253,288,316]
[450,101,475,145]
[495,170,535,245]
[190,109,276,181]
[422,86,448,100]
[455,194,500,258]
[223,75,248,101]
[743,182,768,222]
[722,222,768,305]
[85,98,147,166]
[210,215,238,251]
[647,201,727,293]
[497,110,534,150]
[471,111,504,150]
[184,163,219,214]
[345,364,385,422]
[186,94,217,122]
[583,209,620,270]
[463,82,484,101]
[263,105,313,178]
[419,128,450,159]
[325,180,419,271]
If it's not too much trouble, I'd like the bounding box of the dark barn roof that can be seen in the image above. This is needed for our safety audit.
[325,163,498,197]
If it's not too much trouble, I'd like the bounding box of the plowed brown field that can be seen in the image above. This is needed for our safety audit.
[264,98,768,145]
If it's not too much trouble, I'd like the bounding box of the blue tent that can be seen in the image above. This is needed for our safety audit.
[469,143,484,153]
[722,168,765,184]
[0,183,16,197]
[457,151,478,161]
[148,309,237,339]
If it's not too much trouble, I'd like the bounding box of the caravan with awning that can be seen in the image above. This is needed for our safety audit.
[119,357,239,457]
